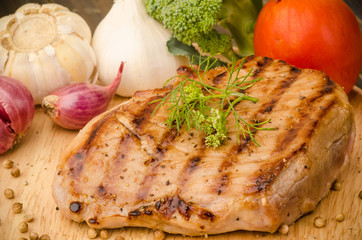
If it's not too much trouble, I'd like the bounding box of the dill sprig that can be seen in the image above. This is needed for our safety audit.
[151,57,273,148]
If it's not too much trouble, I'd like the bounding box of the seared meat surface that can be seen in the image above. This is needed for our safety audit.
[52,56,355,236]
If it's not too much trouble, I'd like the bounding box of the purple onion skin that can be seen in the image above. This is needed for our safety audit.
[43,62,124,130]
[0,76,35,154]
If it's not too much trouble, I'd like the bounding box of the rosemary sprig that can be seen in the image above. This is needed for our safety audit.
[151,57,274,148]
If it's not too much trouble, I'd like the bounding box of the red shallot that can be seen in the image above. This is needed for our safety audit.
[42,62,124,130]
[0,76,35,154]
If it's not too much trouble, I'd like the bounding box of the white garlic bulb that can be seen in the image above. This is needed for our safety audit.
[92,0,188,97]
[0,3,97,104]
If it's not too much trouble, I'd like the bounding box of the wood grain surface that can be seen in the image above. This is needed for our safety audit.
[0,1,361,240]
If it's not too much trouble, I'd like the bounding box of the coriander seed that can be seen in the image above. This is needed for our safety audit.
[154,230,165,240]
[39,234,51,240]
[278,224,289,234]
[4,188,15,199]
[29,231,39,240]
[12,202,23,214]
[332,181,341,191]
[24,214,35,222]
[313,216,326,228]
[100,229,109,239]
[11,167,21,177]
[2,160,13,169]
[87,228,97,239]
[18,221,28,233]
[336,213,345,222]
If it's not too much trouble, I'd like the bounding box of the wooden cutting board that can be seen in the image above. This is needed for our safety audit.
[0,86,361,240]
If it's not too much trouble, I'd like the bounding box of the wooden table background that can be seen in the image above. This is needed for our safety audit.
[0,1,361,240]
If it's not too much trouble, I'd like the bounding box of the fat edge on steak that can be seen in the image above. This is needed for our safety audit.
[52,56,355,236]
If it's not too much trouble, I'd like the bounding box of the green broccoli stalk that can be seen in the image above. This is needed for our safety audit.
[145,0,262,62]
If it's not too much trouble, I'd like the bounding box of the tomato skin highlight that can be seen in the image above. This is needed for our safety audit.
[253,0,362,93]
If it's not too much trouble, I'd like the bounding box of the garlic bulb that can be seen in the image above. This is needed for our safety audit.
[92,0,188,97]
[0,3,97,104]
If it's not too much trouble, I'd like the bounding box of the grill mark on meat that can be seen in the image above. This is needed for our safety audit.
[179,155,203,188]
[137,166,160,201]
[213,71,227,85]
[252,57,274,78]
[156,128,179,157]
[136,130,181,201]
[246,143,308,193]
[85,112,113,148]
[153,195,215,221]
[68,149,87,179]
[131,104,154,130]
[177,66,198,79]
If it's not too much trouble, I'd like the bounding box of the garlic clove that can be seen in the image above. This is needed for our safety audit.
[55,34,97,83]
[55,12,92,42]
[39,3,69,13]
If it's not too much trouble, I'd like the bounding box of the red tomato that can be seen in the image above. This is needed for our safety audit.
[253,0,362,93]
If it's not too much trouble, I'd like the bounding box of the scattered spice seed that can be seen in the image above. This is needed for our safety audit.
[2,159,13,168]
[100,229,109,239]
[23,214,35,222]
[39,234,51,240]
[29,231,39,240]
[12,202,23,214]
[11,167,21,177]
[4,188,15,199]
[87,228,98,239]
[336,213,345,222]
[278,224,289,234]
[313,216,326,228]
[153,230,165,240]
[18,221,28,233]
[332,181,342,191]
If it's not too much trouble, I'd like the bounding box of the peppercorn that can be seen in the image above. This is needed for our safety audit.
[18,221,28,233]
[29,231,39,240]
[11,167,21,177]
[12,202,23,214]
[87,228,98,239]
[4,188,15,199]
[2,160,13,169]
[313,216,326,228]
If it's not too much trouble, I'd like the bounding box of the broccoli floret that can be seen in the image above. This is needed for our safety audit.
[145,0,262,61]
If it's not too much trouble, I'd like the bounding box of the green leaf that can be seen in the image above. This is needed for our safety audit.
[166,36,227,69]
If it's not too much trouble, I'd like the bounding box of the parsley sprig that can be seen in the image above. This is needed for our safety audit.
[152,57,273,148]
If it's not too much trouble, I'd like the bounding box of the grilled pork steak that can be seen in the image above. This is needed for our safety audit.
[52,56,355,236]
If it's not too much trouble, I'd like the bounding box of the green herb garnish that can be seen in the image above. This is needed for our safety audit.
[152,57,273,148]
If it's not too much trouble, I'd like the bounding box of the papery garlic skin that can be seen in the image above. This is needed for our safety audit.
[0,3,97,104]
[92,0,188,97]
